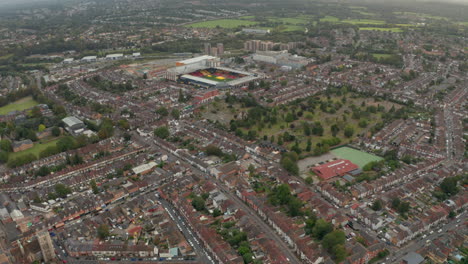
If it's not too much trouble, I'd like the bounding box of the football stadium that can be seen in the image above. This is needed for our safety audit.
[180,67,259,88]
[166,56,260,89]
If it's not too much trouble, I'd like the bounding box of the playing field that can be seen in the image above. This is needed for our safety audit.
[184,19,258,29]
[0,96,39,115]
[9,138,61,160]
[201,75,232,82]
[331,146,383,168]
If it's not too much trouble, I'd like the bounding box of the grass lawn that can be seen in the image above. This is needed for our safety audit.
[359,27,403,32]
[373,53,394,59]
[0,96,39,115]
[394,12,448,20]
[9,138,62,160]
[343,19,386,25]
[320,16,340,22]
[331,146,383,168]
[184,19,258,28]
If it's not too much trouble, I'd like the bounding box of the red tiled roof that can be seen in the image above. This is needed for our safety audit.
[312,159,359,180]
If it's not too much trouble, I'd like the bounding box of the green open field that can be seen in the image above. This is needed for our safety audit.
[343,19,385,25]
[0,96,39,115]
[184,19,258,29]
[372,53,393,59]
[353,10,377,17]
[331,146,383,168]
[394,12,448,20]
[9,138,61,160]
[320,16,340,22]
[360,27,403,32]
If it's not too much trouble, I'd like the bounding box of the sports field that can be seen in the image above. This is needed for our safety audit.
[331,146,383,168]
[0,96,39,115]
[201,75,232,82]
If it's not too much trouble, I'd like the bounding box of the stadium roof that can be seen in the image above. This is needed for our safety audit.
[180,74,219,86]
[177,55,216,65]
[228,75,259,86]
[216,66,252,76]
[312,159,359,180]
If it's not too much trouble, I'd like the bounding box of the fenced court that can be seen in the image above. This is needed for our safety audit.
[331,146,383,168]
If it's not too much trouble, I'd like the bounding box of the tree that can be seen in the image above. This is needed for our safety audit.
[312,219,333,240]
[171,109,180,120]
[332,244,347,262]
[38,124,46,132]
[440,177,459,196]
[344,125,354,138]
[90,179,99,194]
[287,198,303,217]
[30,106,42,118]
[0,139,11,152]
[305,176,313,185]
[191,196,206,211]
[98,119,114,139]
[448,211,456,219]
[306,138,312,152]
[212,209,222,217]
[156,107,169,117]
[205,144,223,157]
[97,224,110,240]
[52,126,61,137]
[280,156,299,175]
[371,199,383,211]
[391,197,401,209]
[117,119,130,130]
[154,126,170,139]
[0,151,8,163]
[57,136,76,152]
[35,166,50,177]
[331,124,340,137]
[322,230,345,251]
[178,90,185,102]
[54,183,71,198]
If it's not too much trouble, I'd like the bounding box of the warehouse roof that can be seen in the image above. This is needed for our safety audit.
[62,116,83,127]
